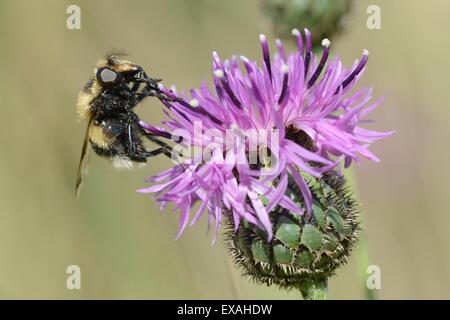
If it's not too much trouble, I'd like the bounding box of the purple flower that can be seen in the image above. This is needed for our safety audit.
[138,29,392,242]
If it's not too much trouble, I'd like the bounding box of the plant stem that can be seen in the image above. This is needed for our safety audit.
[300,278,328,300]
[345,168,377,300]
[356,236,377,300]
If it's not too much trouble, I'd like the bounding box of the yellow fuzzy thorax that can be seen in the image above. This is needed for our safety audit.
[76,80,101,120]
[76,57,139,120]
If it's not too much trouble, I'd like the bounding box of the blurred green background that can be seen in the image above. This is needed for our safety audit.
[0,0,449,299]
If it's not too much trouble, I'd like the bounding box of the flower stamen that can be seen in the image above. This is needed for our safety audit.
[278,64,289,105]
[291,28,304,56]
[303,28,312,79]
[307,39,331,89]
[189,99,200,107]
[335,49,370,94]
[260,34,273,82]
[276,38,287,62]
[215,69,243,110]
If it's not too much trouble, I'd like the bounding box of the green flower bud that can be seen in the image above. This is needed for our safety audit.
[261,0,353,50]
[225,171,359,298]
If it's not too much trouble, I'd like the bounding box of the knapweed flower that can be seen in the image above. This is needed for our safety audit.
[139,29,392,296]
[138,29,391,244]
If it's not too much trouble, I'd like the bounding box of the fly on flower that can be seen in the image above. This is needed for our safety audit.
[138,29,392,244]
[75,55,177,198]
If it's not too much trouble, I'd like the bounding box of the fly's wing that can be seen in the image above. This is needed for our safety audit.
[75,115,93,198]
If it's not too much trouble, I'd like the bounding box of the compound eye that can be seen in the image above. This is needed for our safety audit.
[96,67,122,86]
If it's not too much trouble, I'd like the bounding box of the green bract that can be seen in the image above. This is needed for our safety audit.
[226,171,359,296]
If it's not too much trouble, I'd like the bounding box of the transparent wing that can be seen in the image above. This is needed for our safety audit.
[75,116,93,198]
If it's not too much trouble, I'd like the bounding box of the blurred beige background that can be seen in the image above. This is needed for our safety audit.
[0,0,449,299]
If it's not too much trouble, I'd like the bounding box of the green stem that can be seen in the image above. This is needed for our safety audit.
[355,236,377,300]
[345,168,377,300]
[300,278,328,300]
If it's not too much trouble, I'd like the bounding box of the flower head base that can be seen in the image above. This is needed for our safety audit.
[138,29,392,243]
[227,171,359,293]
